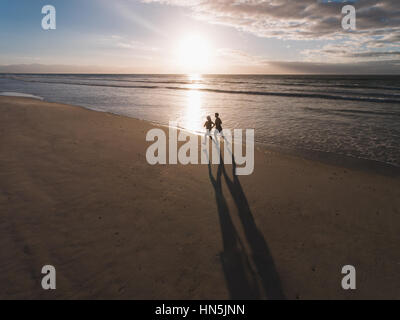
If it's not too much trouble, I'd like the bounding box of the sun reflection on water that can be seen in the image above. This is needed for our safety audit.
[183,74,204,133]
[188,73,202,82]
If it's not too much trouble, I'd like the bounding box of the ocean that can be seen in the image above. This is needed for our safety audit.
[1,74,399,168]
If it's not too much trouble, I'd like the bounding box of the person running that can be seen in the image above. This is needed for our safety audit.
[204,116,215,142]
[214,113,224,139]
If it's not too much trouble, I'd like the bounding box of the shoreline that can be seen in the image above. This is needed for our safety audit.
[1,96,399,299]
[3,93,399,177]
[255,142,400,178]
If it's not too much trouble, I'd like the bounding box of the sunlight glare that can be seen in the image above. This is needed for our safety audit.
[177,35,212,73]
[184,89,203,133]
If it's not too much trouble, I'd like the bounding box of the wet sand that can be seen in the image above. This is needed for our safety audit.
[0,96,399,300]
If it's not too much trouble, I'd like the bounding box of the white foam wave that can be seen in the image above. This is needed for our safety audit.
[0,92,44,100]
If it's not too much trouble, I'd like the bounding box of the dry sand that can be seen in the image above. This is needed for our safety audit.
[0,96,399,300]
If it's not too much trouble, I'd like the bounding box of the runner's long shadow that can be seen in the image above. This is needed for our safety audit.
[221,155,286,300]
[207,160,260,299]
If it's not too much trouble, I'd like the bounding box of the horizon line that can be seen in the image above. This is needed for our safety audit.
[1,72,400,76]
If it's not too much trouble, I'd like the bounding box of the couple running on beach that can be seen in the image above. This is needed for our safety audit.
[204,113,224,142]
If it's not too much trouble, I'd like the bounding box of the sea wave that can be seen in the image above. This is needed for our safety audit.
[303,107,400,117]
[0,92,44,100]
[6,76,400,104]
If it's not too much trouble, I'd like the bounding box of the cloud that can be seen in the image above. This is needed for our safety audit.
[1,59,399,74]
[142,0,400,63]
[214,47,400,73]
[101,35,160,52]
[269,59,400,74]
[216,48,269,65]
[0,64,124,74]
[142,0,400,56]
[143,0,399,38]
[301,38,400,63]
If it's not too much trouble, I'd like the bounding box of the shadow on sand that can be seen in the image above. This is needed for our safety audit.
[206,144,285,300]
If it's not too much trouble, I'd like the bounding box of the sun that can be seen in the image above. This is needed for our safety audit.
[177,35,212,73]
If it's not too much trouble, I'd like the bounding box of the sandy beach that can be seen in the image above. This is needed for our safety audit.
[0,96,399,300]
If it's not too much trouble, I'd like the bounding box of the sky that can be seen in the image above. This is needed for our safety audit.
[0,0,399,74]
